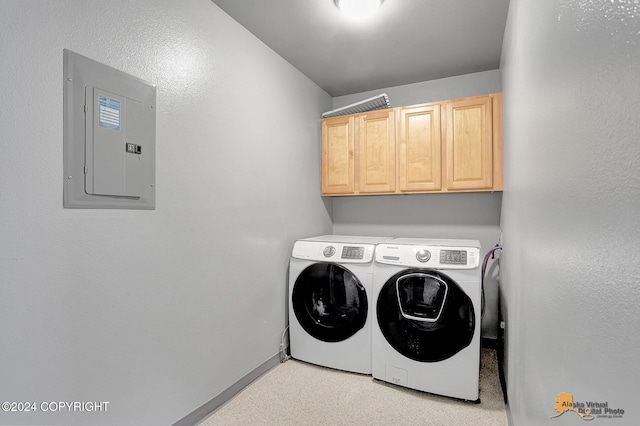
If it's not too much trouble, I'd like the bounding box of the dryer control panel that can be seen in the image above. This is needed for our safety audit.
[292,241,376,263]
[375,243,480,269]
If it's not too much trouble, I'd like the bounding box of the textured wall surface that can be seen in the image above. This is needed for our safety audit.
[0,1,331,425]
[332,69,502,109]
[500,0,640,424]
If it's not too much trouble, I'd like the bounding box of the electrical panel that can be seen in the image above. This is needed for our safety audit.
[63,49,156,209]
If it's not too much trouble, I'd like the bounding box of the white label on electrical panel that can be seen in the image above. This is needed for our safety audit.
[98,95,121,131]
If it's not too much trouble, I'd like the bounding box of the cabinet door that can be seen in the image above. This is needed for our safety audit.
[321,115,355,195]
[357,109,396,193]
[398,104,441,192]
[491,93,504,191]
[445,96,493,190]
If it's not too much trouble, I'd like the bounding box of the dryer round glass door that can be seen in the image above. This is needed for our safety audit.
[292,262,368,343]
[376,269,475,362]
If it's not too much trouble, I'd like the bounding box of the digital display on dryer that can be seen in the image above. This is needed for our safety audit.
[342,246,365,259]
[440,250,467,265]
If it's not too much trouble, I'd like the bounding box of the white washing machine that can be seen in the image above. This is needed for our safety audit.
[289,235,391,374]
[372,238,482,400]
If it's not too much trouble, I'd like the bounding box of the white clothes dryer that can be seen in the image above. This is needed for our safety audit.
[372,238,482,400]
[289,235,391,374]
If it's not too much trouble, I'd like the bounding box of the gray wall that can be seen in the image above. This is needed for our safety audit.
[500,1,640,424]
[0,1,331,425]
[333,69,501,109]
[332,71,503,339]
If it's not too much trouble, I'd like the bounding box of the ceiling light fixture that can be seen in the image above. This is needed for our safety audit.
[334,0,384,20]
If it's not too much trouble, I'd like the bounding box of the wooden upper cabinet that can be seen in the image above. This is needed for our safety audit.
[321,115,354,195]
[357,109,396,193]
[444,95,494,190]
[320,93,503,196]
[398,104,441,192]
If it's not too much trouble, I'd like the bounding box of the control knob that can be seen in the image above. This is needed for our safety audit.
[416,249,431,263]
[323,246,336,257]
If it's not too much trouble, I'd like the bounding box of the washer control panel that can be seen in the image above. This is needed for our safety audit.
[341,245,365,259]
[376,243,480,269]
[439,249,468,265]
[293,241,376,263]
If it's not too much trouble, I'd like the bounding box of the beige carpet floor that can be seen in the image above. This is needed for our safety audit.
[200,348,507,426]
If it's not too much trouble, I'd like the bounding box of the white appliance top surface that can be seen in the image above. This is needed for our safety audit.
[300,235,393,244]
[389,238,480,248]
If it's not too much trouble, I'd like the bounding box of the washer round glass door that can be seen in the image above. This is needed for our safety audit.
[292,262,368,343]
[377,269,475,362]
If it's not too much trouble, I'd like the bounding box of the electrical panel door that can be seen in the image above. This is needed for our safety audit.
[64,49,156,209]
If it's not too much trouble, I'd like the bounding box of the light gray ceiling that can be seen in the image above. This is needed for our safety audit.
[210,0,510,97]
